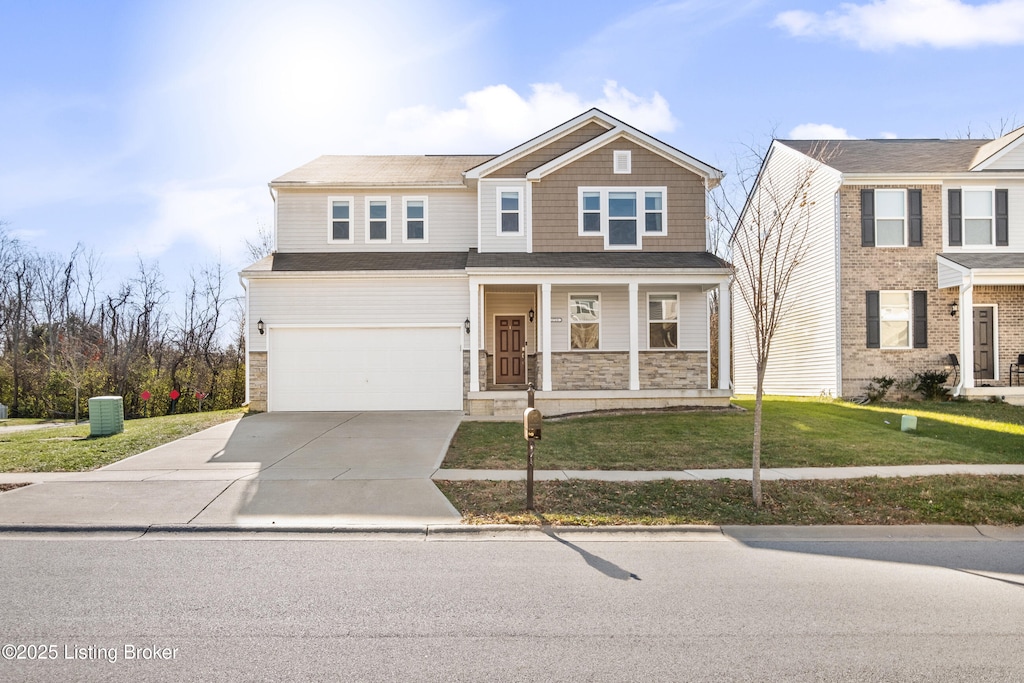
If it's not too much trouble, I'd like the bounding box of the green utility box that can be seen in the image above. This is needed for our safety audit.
[89,396,124,436]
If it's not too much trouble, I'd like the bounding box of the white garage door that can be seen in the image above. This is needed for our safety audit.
[268,327,463,411]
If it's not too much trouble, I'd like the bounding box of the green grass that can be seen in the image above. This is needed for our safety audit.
[0,408,246,472]
[437,475,1024,526]
[0,417,73,427]
[443,397,1024,470]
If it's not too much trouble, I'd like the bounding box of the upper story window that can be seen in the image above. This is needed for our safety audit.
[578,187,667,250]
[366,197,390,242]
[948,188,1009,248]
[569,294,600,350]
[403,197,427,242]
[613,150,631,174]
[498,188,523,235]
[860,188,922,247]
[328,197,353,243]
[648,293,678,349]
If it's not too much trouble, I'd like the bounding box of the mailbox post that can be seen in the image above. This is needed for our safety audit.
[523,383,542,510]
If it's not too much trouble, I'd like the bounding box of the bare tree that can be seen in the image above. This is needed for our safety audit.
[244,220,274,262]
[714,141,834,507]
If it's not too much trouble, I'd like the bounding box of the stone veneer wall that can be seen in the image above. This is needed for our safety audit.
[639,351,708,389]
[249,351,267,412]
[976,286,1024,386]
[549,352,630,390]
[838,184,960,396]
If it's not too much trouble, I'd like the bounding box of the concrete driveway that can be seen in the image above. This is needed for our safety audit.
[0,412,464,528]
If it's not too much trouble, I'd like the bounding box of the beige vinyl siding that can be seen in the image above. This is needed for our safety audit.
[248,276,468,353]
[478,180,529,253]
[276,188,477,252]
[532,140,707,252]
[985,144,1024,171]
[483,290,538,353]
[639,286,708,350]
[550,286,629,352]
[481,121,611,179]
[732,144,843,396]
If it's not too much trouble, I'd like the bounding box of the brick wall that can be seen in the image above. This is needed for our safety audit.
[976,285,1024,385]
[249,351,267,412]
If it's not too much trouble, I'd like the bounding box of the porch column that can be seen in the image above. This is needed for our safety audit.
[628,281,639,390]
[541,282,552,392]
[959,282,975,391]
[718,279,731,391]
[469,279,480,392]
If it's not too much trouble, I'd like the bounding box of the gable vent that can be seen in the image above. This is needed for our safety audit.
[613,150,631,174]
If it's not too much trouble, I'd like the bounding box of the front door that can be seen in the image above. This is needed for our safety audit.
[974,306,994,381]
[495,316,526,384]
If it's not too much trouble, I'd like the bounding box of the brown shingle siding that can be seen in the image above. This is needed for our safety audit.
[482,122,611,179]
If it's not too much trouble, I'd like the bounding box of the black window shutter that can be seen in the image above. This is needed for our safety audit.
[908,189,923,246]
[866,291,880,348]
[996,189,1009,246]
[913,290,928,348]
[948,189,962,246]
[861,189,875,247]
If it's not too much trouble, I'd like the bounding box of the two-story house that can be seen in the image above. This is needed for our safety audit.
[240,109,733,415]
[733,127,1024,402]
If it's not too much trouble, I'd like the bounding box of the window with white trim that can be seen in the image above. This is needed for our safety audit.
[366,197,390,242]
[879,290,911,349]
[498,188,522,235]
[648,293,678,349]
[569,294,600,350]
[963,188,994,246]
[577,187,667,249]
[328,197,353,243]
[403,197,427,242]
[874,189,906,247]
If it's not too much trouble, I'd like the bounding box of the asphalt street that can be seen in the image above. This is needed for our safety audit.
[2,532,1023,682]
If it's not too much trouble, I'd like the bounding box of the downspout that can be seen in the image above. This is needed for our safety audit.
[268,184,278,252]
[239,274,250,407]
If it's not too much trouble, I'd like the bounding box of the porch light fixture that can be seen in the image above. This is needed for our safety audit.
[257,319,265,335]
[528,308,535,323]
[464,318,471,334]
[950,302,958,318]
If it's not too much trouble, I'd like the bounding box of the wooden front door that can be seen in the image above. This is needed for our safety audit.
[974,307,995,381]
[495,316,526,384]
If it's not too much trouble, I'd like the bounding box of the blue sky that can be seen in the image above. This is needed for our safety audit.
[2,0,1023,297]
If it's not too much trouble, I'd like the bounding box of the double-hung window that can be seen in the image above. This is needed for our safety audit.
[963,189,994,246]
[498,188,522,234]
[366,197,390,242]
[578,187,667,249]
[866,290,928,350]
[862,188,922,247]
[403,197,427,242]
[328,197,353,243]
[648,293,678,349]
[874,189,906,247]
[569,294,600,350]
[879,291,911,348]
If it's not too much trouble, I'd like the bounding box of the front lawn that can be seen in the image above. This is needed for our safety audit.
[0,408,246,473]
[443,398,1024,470]
[437,475,1024,526]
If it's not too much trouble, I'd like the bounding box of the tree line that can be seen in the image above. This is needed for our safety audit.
[0,223,246,419]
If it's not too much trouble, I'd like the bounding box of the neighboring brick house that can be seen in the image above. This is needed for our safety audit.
[733,127,1024,402]
[240,109,733,415]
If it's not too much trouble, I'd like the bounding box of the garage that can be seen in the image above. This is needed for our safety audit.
[267,326,464,411]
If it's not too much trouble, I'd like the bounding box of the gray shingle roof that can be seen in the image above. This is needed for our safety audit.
[778,139,989,174]
[466,251,731,270]
[272,155,496,186]
[938,253,1024,270]
[271,252,468,272]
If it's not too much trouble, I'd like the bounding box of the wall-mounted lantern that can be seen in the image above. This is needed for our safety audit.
[950,301,958,318]
[464,318,471,334]
[528,308,535,323]
[257,319,265,335]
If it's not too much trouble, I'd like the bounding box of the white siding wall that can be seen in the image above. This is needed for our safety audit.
[987,144,1024,171]
[478,179,529,253]
[732,143,843,396]
[483,291,538,352]
[248,277,468,352]
[276,188,477,252]
[638,286,708,350]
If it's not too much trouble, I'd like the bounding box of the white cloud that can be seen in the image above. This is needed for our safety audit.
[787,123,857,139]
[381,81,675,153]
[880,131,899,139]
[774,0,1024,50]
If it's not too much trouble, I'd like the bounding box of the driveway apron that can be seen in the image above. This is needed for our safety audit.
[0,412,463,528]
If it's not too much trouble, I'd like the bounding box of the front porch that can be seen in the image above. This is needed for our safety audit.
[464,251,733,415]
